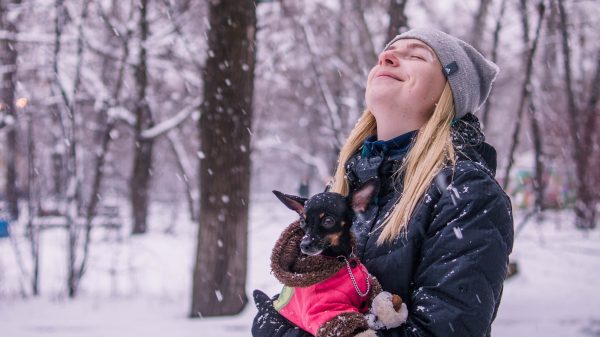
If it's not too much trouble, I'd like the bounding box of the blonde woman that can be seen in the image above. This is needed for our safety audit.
[253,28,514,337]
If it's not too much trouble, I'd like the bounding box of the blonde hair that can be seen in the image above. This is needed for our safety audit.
[330,82,456,245]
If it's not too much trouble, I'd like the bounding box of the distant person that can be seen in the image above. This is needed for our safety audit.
[253,28,514,337]
[298,176,310,198]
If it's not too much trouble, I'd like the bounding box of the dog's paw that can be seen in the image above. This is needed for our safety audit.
[353,329,378,337]
[370,291,408,329]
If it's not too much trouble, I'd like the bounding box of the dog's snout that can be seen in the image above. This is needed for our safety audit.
[300,236,313,251]
[300,235,324,256]
[300,241,309,251]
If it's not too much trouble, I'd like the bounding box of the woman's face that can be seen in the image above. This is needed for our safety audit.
[365,38,446,126]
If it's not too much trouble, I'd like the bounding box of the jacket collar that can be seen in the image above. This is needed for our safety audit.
[346,113,497,191]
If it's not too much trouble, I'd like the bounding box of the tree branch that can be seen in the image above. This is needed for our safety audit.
[140,97,202,140]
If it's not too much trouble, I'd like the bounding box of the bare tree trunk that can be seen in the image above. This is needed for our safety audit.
[76,16,133,289]
[0,0,22,220]
[528,95,545,212]
[520,0,546,211]
[470,0,493,51]
[557,0,598,229]
[65,0,90,298]
[573,48,600,227]
[502,1,545,191]
[50,0,89,297]
[481,0,508,128]
[166,131,197,222]
[350,0,378,65]
[191,0,256,317]
[25,102,40,296]
[130,0,154,235]
[584,53,600,205]
[386,0,409,43]
[330,0,346,170]
[52,0,75,298]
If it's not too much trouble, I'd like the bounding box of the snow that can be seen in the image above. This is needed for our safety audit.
[493,210,600,336]
[107,106,136,126]
[0,200,599,337]
[452,226,463,239]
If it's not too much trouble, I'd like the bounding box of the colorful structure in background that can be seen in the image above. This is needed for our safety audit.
[508,164,576,210]
[1,143,8,237]
[0,219,8,238]
[0,208,9,238]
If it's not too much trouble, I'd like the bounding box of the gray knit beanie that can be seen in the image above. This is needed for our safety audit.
[386,27,499,118]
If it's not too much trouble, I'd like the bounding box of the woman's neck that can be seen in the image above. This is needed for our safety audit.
[373,109,426,141]
[376,122,420,141]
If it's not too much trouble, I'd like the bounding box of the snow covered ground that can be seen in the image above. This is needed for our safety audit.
[1,197,599,337]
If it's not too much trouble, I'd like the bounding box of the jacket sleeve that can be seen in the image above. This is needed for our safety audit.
[252,290,314,337]
[379,166,514,337]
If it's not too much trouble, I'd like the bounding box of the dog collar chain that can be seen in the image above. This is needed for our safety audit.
[339,256,370,297]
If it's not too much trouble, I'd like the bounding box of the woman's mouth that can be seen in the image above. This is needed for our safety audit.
[376,71,404,81]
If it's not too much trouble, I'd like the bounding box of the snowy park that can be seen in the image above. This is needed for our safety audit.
[2,0,600,337]
[1,199,600,337]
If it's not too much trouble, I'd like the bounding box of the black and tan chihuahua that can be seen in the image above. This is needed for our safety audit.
[270,180,408,337]
[273,179,378,258]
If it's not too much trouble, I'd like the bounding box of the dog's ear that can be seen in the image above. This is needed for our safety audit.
[273,190,307,215]
[351,179,379,213]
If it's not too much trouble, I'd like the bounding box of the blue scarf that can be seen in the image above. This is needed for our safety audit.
[361,130,418,158]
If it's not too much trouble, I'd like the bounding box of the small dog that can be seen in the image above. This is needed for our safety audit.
[270,180,408,337]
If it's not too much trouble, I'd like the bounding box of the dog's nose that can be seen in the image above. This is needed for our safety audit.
[300,239,311,252]
[300,235,315,248]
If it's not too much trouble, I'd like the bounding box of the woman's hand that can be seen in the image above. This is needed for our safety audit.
[365,292,408,330]
[252,289,312,337]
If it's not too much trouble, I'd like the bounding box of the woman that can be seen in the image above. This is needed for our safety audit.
[253,27,514,337]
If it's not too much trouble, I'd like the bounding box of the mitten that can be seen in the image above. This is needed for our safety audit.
[365,292,408,330]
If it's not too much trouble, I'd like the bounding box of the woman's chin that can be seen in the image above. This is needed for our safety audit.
[366,92,403,112]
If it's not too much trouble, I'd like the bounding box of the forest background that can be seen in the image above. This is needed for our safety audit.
[1,0,599,336]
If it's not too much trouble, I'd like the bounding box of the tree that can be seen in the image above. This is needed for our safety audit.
[557,0,600,229]
[0,0,22,220]
[502,1,546,199]
[469,0,493,52]
[480,0,508,128]
[386,0,409,42]
[130,0,155,234]
[190,0,257,317]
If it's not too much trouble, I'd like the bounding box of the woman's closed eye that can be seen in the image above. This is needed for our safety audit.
[410,54,426,61]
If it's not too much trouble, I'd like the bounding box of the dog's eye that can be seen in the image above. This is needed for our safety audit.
[322,216,336,229]
[299,218,306,229]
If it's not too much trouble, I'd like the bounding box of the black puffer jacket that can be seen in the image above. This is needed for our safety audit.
[344,114,513,337]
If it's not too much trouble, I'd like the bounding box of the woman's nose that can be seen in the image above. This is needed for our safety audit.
[378,50,399,67]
